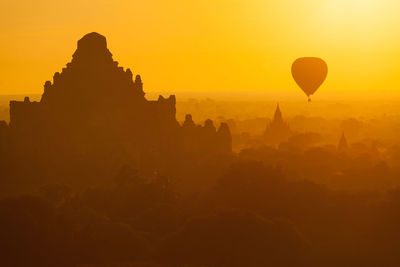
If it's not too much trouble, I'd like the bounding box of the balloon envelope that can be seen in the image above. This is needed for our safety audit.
[291,57,328,99]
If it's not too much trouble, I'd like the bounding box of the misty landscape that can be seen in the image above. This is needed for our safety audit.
[0,31,400,267]
[4,0,400,265]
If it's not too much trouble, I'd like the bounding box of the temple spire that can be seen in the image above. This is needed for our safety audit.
[264,103,292,146]
[273,103,283,123]
[338,132,348,151]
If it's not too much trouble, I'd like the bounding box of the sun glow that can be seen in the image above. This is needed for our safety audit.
[320,0,393,29]
[1,0,400,96]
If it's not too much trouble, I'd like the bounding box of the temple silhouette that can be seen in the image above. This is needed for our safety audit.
[2,32,232,186]
[264,104,292,145]
[338,132,349,151]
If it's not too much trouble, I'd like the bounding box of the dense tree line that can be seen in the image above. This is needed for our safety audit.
[1,160,400,266]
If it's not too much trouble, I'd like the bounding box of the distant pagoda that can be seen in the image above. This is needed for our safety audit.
[337,132,349,151]
[264,104,292,146]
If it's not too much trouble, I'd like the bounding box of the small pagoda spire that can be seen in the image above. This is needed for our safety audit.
[273,103,283,123]
[338,132,348,151]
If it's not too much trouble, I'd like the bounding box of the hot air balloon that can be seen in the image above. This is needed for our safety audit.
[291,57,328,102]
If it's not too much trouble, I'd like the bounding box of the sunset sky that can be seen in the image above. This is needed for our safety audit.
[1,0,400,99]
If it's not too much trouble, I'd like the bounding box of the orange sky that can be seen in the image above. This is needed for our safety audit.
[1,0,400,99]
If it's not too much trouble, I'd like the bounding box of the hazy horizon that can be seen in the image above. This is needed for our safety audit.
[2,2,400,267]
[3,88,400,101]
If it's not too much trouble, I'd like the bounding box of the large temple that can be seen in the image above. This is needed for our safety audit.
[1,33,232,187]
